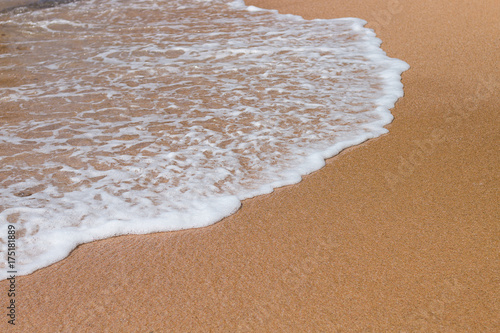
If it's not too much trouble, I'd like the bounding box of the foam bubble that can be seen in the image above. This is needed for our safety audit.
[0,0,408,278]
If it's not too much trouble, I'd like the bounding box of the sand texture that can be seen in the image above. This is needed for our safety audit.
[1,0,499,331]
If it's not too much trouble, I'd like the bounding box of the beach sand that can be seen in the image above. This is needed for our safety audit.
[1,0,499,331]
[0,0,42,11]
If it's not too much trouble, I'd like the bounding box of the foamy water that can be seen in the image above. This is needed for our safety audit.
[0,0,408,278]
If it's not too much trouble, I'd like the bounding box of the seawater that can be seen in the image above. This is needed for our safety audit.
[0,0,409,279]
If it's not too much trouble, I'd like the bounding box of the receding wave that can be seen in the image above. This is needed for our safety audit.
[0,0,409,278]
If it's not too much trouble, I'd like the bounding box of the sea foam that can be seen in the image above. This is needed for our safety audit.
[0,0,409,279]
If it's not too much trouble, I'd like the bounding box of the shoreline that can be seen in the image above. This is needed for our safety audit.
[0,0,408,280]
[2,0,499,331]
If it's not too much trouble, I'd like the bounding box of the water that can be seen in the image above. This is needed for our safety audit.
[0,0,409,279]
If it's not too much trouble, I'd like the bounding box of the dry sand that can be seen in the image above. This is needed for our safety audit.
[1,0,499,331]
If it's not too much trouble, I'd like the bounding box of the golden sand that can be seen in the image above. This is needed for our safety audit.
[1,0,498,331]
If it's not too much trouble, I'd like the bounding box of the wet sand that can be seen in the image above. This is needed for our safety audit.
[1,0,499,331]
[0,0,46,12]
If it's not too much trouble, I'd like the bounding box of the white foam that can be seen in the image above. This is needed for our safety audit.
[0,0,409,279]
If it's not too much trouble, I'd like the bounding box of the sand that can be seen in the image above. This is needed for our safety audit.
[0,0,42,11]
[1,0,499,331]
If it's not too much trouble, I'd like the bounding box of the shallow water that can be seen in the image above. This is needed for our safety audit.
[0,0,408,278]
